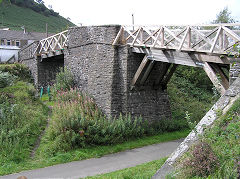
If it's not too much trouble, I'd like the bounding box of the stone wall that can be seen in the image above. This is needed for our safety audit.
[230,60,240,85]
[19,41,39,87]
[65,25,171,121]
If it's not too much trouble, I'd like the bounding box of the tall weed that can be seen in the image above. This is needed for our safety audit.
[0,82,48,164]
[42,88,186,156]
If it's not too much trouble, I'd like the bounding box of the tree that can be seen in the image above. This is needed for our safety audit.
[213,7,236,24]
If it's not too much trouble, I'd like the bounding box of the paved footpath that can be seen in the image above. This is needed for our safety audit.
[1,139,183,179]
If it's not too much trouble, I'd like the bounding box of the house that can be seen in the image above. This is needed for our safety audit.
[0,28,50,63]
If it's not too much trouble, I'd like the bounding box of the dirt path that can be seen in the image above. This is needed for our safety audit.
[30,106,52,159]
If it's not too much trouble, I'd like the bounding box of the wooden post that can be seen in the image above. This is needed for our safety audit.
[155,63,171,86]
[140,60,155,85]
[161,64,178,89]
[211,63,229,90]
[203,62,226,95]
[131,55,149,90]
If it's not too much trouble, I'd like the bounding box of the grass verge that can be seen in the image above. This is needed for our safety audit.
[85,157,167,179]
[0,130,189,176]
[173,99,240,178]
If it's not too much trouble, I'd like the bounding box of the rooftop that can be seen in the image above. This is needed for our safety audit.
[0,29,53,41]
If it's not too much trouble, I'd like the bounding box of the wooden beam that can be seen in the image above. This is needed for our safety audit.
[113,26,124,45]
[211,63,229,89]
[140,60,155,85]
[154,62,171,86]
[131,55,149,90]
[203,62,226,95]
[131,27,142,46]
[161,64,178,89]
[164,27,187,46]
[152,27,163,48]
[132,47,231,65]
[222,26,240,41]
[178,27,190,51]
[143,27,162,44]
[210,27,222,53]
[191,27,218,48]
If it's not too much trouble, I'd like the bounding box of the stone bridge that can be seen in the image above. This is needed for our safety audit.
[19,24,240,121]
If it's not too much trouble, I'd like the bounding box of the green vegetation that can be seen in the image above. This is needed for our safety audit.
[168,66,215,125]
[0,66,189,176]
[0,129,188,175]
[39,68,188,157]
[0,64,49,174]
[9,0,59,17]
[86,158,167,179]
[0,1,75,33]
[173,99,240,178]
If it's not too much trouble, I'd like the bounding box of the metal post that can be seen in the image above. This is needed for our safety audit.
[132,14,134,31]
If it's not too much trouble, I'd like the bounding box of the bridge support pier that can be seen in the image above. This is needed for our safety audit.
[64,25,172,121]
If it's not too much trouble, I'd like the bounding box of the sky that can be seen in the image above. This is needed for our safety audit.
[43,0,240,26]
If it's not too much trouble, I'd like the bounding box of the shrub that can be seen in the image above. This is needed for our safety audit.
[0,71,16,88]
[179,142,219,178]
[53,67,75,93]
[43,88,187,156]
[0,64,32,83]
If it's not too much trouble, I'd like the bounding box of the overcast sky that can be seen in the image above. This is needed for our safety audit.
[43,0,240,26]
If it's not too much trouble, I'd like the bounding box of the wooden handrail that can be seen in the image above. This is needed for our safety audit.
[113,23,240,54]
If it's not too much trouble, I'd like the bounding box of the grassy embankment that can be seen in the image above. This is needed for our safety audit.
[0,65,189,176]
[0,65,216,176]
[162,100,240,178]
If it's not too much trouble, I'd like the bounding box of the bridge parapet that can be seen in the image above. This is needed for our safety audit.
[113,23,240,54]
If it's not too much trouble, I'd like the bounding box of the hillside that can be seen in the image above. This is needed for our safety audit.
[0,2,75,33]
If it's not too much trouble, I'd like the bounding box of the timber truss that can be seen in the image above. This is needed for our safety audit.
[34,30,68,58]
[113,23,240,95]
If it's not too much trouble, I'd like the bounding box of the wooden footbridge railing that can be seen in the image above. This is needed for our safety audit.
[34,30,68,57]
[113,23,240,54]
[113,23,240,95]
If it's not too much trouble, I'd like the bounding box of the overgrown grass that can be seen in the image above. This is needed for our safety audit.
[0,64,49,175]
[86,157,167,179]
[0,3,74,33]
[173,99,240,178]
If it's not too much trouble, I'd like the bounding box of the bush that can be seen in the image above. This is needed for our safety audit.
[53,67,75,93]
[42,88,187,156]
[0,64,32,83]
[0,71,16,88]
[168,66,215,125]
[179,142,219,178]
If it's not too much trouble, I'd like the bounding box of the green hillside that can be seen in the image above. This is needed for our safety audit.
[0,2,75,33]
